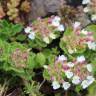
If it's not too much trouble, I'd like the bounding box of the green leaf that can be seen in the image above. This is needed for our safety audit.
[75,85,82,93]
[64,27,73,35]
[27,53,36,68]
[42,49,52,58]
[35,53,46,66]
[12,24,23,33]
[43,70,50,80]
[85,24,96,39]
[16,34,26,41]
[87,81,96,96]
[0,20,23,40]
[0,20,9,27]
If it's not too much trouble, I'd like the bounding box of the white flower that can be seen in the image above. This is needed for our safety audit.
[62,82,71,90]
[81,76,95,89]
[87,76,95,85]
[68,49,74,54]
[87,41,96,50]
[81,80,89,89]
[86,64,92,72]
[73,22,81,29]
[54,16,61,21]
[52,20,60,27]
[58,55,67,61]
[43,65,48,69]
[65,71,74,79]
[28,32,35,40]
[82,0,90,4]
[49,33,56,39]
[91,14,96,21]
[24,26,32,33]
[57,24,65,31]
[52,81,60,90]
[77,56,85,63]
[52,16,61,27]
[72,76,81,85]
[81,29,88,35]
[43,37,50,44]
[67,62,74,68]
[83,7,90,13]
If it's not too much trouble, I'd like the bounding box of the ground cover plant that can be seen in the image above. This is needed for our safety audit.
[0,0,96,96]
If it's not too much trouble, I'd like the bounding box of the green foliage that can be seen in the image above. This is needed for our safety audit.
[85,24,96,39]
[87,81,96,96]
[0,20,23,40]
[28,36,47,49]
[0,39,35,81]
[0,15,96,96]
[75,85,82,93]
[24,81,44,96]
[35,52,46,67]
[16,34,26,41]
[61,28,87,54]
[43,69,50,80]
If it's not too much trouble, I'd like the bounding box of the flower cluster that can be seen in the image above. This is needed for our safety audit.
[24,16,65,44]
[82,0,96,21]
[60,22,96,54]
[11,48,29,68]
[44,55,95,90]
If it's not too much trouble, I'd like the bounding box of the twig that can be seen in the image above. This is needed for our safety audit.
[38,79,46,90]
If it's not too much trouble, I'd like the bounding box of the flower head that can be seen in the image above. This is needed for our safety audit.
[24,26,32,33]
[58,55,67,61]
[83,7,90,13]
[72,76,81,85]
[91,14,96,21]
[87,76,95,85]
[86,64,92,72]
[81,75,95,89]
[81,80,89,89]
[68,49,74,54]
[67,62,74,68]
[44,53,94,91]
[87,41,96,50]
[57,24,65,32]
[43,65,48,69]
[82,0,91,4]
[28,32,35,40]
[52,81,60,90]
[51,16,61,27]
[49,33,56,39]
[62,82,71,90]
[43,37,50,44]
[77,56,85,63]
[81,29,88,35]
[65,71,74,79]
[73,22,81,29]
